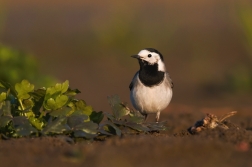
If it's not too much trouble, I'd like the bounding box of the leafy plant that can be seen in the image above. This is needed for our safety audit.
[100,95,167,136]
[0,79,99,139]
[0,80,167,140]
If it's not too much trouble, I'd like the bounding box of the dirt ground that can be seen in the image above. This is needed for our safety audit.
[0,104,252,167]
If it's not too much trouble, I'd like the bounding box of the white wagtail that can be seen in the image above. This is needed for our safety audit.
[129,48,173,122]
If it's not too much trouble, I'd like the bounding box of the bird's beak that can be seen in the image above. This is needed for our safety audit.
[131,55,140,59]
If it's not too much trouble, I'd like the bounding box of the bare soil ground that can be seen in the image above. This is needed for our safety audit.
[1,104,252,167]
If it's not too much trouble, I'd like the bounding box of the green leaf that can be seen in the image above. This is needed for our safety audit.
[42,116,70,134]
[103,112,115,122]
[75,100,93,116]
[144,121,168,131]
[74,121,98,134]
[45,98,56,110]
[70,110,85,116]
[107,95,130,120]
[0,116,12,127]
[43,81,72,111]
[15,80,34,100]
[64,88,81,96]
[45,80,69,98]
[68,114,99,139]
[67,115,88,128]
[0,92,6,102]
[44,95,69,110]
[29,88,46,101]
[13,116,38,136]
[82,105,93,116]
[124,122,150,132]
[0,80,17,98]
[99,121,122,136]
[0,80,11,90]
[128,110,145,124]
[0,101,12,117]
[90,111,104,124]
[73,130,97,139]
[98,128,113,136]
[44,87,60,101]
[28,117,44,130]
[128,116,145,124]
[29,88,46,115]
[72,121,98,139]
[22,99,34,110]
[59,80,69,94]
[55,95,69,107]
[50,107,72,117]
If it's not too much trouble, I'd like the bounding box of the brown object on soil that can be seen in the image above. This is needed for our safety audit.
[188,111,238,134]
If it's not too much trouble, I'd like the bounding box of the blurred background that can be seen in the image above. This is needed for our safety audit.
[0,0,252,112]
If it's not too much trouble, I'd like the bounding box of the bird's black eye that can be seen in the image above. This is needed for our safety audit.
[148,54,152,58]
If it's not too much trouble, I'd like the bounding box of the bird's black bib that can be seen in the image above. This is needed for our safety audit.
[138,60,165,87]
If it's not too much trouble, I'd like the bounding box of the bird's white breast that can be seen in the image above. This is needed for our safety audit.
[130,73,172,114]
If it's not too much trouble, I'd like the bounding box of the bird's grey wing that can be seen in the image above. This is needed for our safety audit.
[166,72,174,88]
[129,72,139,91]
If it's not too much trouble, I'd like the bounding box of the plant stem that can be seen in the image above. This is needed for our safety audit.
[18,99,25,111]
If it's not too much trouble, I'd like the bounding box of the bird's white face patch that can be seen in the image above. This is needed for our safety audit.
[137,49,166,72]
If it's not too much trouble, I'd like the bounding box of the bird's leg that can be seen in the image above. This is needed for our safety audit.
[155,111,160,123]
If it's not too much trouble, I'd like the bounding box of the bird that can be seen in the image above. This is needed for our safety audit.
[129,48,173,122]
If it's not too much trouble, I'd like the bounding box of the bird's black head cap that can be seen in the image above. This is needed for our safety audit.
[145,48,164,61]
